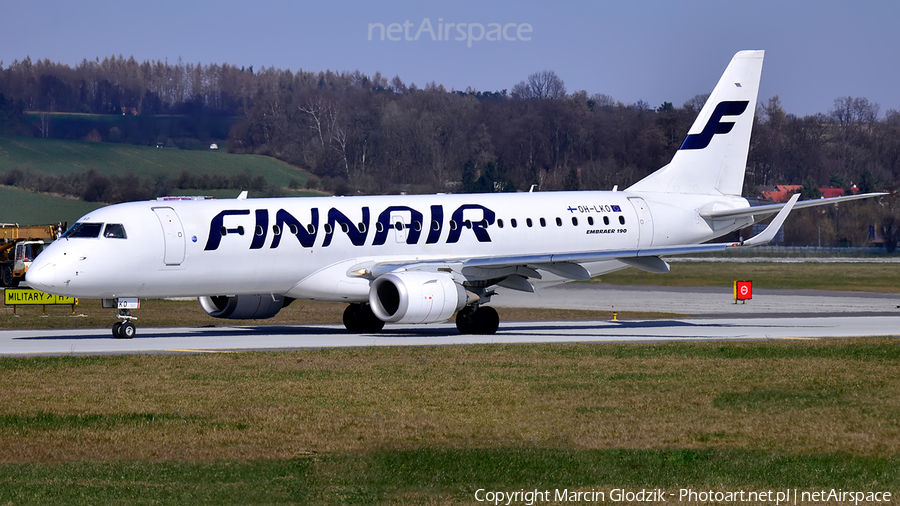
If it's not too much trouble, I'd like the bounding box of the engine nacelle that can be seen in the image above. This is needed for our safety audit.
[198,294,287,320]
[369,272,467,324]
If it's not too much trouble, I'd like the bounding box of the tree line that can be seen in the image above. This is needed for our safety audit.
[1,55,898,248]
[2,56,898,196]
[0,167,280,203]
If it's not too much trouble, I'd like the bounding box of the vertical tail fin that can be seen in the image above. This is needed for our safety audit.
[627,50,764,196]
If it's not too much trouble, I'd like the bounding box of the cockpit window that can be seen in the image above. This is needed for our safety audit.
[62,222,103,239]
[103,223,127,239]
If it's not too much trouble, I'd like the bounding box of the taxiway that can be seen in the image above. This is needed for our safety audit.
[0,315,898,356]
[2,284,898,356]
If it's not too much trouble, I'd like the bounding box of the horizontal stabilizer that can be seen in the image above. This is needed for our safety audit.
[703,192,886,221]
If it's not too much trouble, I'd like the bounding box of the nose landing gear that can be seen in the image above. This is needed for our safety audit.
[104,298,140,339]
[112,311,137,339]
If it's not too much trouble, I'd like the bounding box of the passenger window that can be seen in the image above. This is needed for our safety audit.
[103,223,127,239]
[540,218,546,227]
[588,216,594,226]
[603,216,610,226]
[526,218,533,228]
[619,216,626,225]
[571,217,578,226]
[556,217,562,226]
[497,219,504,228]
[511,218,518,228]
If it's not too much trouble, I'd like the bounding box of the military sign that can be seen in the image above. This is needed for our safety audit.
[4,288,75,306]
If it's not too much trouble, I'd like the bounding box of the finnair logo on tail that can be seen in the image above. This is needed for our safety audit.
[680,101,749,150]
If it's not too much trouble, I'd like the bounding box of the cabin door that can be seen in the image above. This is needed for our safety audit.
[627,197,654,248]
[152,207,186,265]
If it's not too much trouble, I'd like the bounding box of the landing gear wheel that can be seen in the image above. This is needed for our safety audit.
[343,303,385,333]
[0,265,11,287]
[113,321,136,339]
[456,309,475,334]
[456,306,499,335]
[120,321,136,339]
[110,300,138,339]
[473,306,499,335]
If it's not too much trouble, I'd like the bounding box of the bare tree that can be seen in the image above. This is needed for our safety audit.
[37,113,49,138]
[512,70,566,99]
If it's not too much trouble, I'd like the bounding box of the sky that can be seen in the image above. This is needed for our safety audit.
[2,0,898,118]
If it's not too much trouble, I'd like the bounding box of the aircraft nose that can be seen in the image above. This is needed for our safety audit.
[25,256,56,291]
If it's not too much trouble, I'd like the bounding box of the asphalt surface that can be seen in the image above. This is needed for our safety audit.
[1,283,899,356]
[493,283,900,318]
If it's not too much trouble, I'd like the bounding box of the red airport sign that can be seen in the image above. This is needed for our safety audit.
[734,280,752,302]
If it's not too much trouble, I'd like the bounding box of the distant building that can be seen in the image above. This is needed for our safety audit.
[759,185,801,203]
[759,184,859,202]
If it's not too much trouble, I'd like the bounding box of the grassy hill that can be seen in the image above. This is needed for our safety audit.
[0,136,311,189]
[0,186,102,225]
[0,136,324,225]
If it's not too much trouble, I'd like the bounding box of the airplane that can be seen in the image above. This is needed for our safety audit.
[26,50,884,339]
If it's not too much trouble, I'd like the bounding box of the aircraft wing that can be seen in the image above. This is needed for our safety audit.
[702,192,886,221]
[365,192,801,286]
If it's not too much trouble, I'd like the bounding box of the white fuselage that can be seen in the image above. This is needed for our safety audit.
[26,190,751,301]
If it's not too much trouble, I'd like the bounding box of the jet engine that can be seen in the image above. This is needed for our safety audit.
[369,272,467,324]
[198,294,288,319]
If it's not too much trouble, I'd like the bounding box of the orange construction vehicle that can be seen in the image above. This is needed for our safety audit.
[0,224,60,287]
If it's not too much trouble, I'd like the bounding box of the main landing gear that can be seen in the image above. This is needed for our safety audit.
[342,303,386,333]
[455,305,499,335]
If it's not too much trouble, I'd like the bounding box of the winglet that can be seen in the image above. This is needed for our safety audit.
[741,193,800,246]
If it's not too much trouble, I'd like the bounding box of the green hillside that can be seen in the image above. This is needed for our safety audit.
[0,136,310,189]
[0,186,102,225]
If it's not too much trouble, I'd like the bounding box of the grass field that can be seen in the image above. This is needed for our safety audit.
[0,339,898,504]
[0,185,103,225]
[0,136,311,189]
[597,260,900,292]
